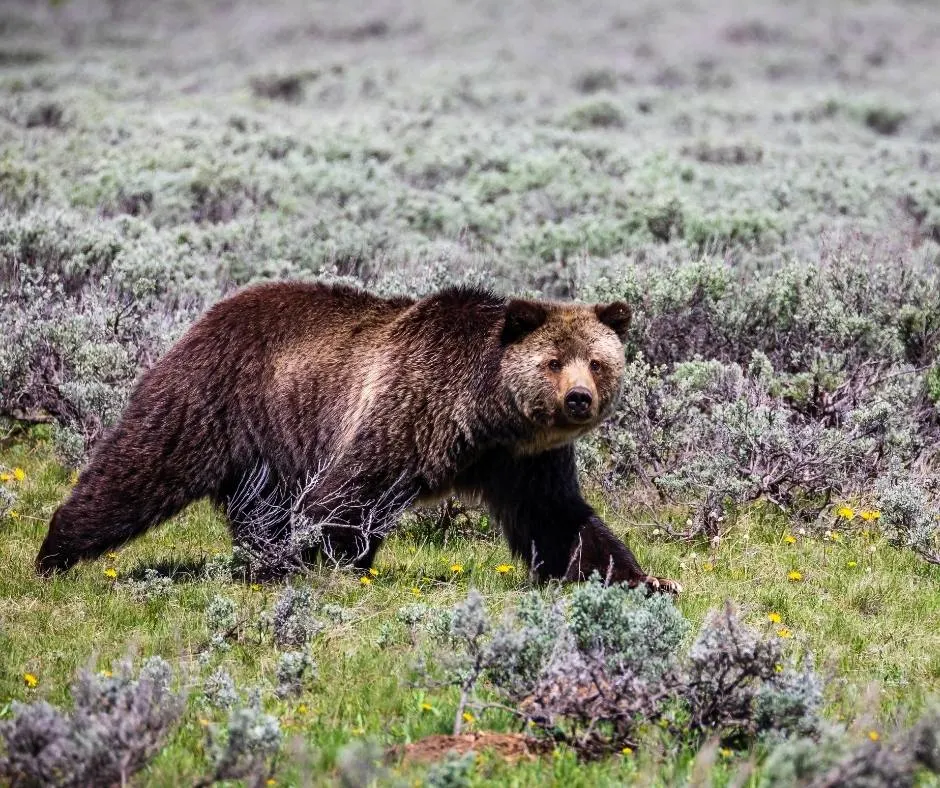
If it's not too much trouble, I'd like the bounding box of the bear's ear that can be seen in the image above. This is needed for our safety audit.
[595,301,632,341]
[502,299,548,344]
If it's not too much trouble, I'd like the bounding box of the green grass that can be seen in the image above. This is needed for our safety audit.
[2,431,938,785]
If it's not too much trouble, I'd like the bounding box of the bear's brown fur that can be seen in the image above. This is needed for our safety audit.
[36,282,678,593]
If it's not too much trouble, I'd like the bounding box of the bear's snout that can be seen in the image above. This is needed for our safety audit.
[564,386,594,421]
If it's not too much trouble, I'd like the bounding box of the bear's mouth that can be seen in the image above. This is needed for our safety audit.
[512,423,595,455]
[562,411,595,426]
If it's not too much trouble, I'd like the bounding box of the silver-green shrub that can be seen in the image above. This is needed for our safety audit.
[421,580,823,756]
[201,699,282,787]
[275,651,317,698]
[0,657,184,787]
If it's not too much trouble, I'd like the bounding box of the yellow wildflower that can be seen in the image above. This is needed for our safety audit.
[369,568,379,576]
[719,748,732,758]
[787,570,803,582]
[420,702,433,712]
[837,505,855,520]
[100,670,113,678]
[846,560,858,568]
[777,628,793,638]
[106,552,119,560]
[266,779,277,786]
[450,564,463,574]
[783,534,796,545]
[702,561,714,572]
[24,673,38,688]
[767,612,782,624]
[13,467,25,482]
[9,510,19,520]
[250,583,262,591]
[860,510,881,521]
[462,712,475,724]
[830,531,842,542]
[103,568,118,579]
[411,587,422,596]
[360,576,371,586]
[774,663,784,673]
[868,730,880,742]
[297,704,307,714]
[621,746,633,755]
[0,472,10,483]
[495,564,514,574]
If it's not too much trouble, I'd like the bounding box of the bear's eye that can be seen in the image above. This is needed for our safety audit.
[589,359,601,373]
[547,359,562,372]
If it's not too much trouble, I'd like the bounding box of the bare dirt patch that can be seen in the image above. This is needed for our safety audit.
[391,732,553,765]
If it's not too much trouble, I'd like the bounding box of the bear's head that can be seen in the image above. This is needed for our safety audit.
[500,297,631,452]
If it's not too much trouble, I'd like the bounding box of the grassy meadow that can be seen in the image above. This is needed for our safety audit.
[3,429,939,785]
[2,0,940,785]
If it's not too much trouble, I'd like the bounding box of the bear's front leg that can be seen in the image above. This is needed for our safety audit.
[563,514,682,594]
[466,446,680,594]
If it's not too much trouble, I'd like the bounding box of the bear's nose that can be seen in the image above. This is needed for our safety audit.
[564,387,593,420]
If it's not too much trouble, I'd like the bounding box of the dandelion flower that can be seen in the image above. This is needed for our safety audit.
[846,560,857,568]
[783,534,797,545]
[266,779,277,786]
[103,568,118,579]
[702,561,714,572]
[13,468,25,482]
[868,730,880,742]
[621,746,633,755]
[767,612,782,624]
[719,748,732,758]
[250,583,262,591]
[450,564,463,574]
[9,510,19,520]
[411,587,422,596]
[837,505,855,520]
[106,552,119,560]
[774,663,783,674]
[462,712,475,724]
[777,627,793,638]
[860,510,881,521]
[360,576,371,586]
[0,472,10,483]
[369,568,379,576]
[495,564,514,574]
[297,704,308,714]
[24,673,38,688]
[420,702,433,712]
[787,570,803,582]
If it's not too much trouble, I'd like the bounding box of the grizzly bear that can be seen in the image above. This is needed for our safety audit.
[36,282,679,593]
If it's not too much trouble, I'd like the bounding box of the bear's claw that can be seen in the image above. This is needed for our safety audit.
[642,575,682,595]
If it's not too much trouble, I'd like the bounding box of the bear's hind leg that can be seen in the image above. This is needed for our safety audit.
[37,452,208,575]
